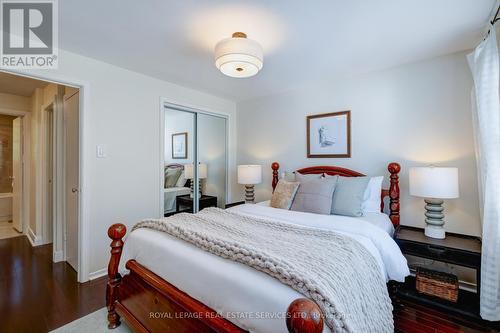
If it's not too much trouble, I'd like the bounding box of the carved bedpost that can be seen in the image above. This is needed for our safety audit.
[107,223,126,329]
[286,298,324,333]
[272,162,280,192]
[388,163,401,227]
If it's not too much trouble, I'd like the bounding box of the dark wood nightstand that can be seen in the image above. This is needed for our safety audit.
[394,225,484,321]
[176,194,217,213]
[225,201,245,209]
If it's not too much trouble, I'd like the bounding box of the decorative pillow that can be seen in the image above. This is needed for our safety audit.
[362,176,384,213]
[290,177,338,215]
[331,176,370,217]
[164,168,182,188]
[283,172,322,182]
[283,171,296,182]
[270,180,300,210]
[295,172,323,182]
[175,170,187,187]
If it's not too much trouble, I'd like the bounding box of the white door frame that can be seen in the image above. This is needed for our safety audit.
[0,69,90,283]
[159,98,230,218]
[0,108,30,237]
[40,102,54,247]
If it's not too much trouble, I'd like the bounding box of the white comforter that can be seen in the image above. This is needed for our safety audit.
[119,204,409,333]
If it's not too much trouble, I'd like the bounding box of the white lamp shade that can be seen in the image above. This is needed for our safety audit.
[184,163,207,179]
[215,34,263,78]
[238,165,262,185]
[409,167,459,199]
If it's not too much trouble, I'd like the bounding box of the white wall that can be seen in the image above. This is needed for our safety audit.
[236,51,480,237]
[14,49,237,280]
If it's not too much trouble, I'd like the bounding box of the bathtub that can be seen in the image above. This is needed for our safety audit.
[0,193,12,222]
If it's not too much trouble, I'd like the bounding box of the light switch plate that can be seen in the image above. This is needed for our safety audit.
[96,145,107,158]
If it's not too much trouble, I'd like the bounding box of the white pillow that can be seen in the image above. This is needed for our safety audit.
[362,176,384,213]
[175,170,186,187]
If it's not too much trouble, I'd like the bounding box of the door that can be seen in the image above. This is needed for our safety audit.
[64,91,79,271]
[197,113,227,208]
[12,117,22,232]
[45,109,53,243]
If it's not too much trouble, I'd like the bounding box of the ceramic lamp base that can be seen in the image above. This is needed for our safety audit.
[425,225,445,239]
[189,180,203,199]
[244,185,255,204]
[424,198,446,239]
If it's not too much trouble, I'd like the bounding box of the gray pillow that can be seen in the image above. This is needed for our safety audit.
[295,172,323,182]
[283,172,322,182]
[331,176,370,217]
[164,168,182,188]
[291,177,338,215]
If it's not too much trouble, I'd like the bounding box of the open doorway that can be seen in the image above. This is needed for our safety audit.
[0,114,23,239]
[0,72,81,274]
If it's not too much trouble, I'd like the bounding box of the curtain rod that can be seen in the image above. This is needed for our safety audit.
[491,5,500,25]
[484,5,500,40]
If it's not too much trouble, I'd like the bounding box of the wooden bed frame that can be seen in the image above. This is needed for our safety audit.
[107,162,401,332]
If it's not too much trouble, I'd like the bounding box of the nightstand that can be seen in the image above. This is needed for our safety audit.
[394,225,482,320]
[176,194,217,213]
[225,201,245,209]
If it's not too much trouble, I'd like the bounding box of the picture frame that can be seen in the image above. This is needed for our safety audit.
[307,111,351,158]
[172,132,188,159]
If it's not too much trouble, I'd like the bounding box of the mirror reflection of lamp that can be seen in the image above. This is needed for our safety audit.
[237,165,262,203]
[184,163,207,198]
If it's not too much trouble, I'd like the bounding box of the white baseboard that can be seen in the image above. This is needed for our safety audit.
[88,268,107,280]
[27,227,42,246]
[53,250,64,262]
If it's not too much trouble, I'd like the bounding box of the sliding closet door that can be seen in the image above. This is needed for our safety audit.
[197,113,227,209]
[164,108,196,214]
[164,106,227,215]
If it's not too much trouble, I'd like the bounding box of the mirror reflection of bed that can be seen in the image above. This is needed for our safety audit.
[163,164,191,215]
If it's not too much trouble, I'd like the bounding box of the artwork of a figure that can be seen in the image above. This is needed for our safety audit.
[318,126,335,147]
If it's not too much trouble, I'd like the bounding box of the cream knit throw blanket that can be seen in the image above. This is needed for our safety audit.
[132,208,393,333]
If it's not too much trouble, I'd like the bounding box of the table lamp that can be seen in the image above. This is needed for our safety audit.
[184,163,207,198]
[409,166,459,239]
[237,165,262,203]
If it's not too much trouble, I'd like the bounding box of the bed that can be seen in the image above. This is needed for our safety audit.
[164,187,190,214]
[106,162,408,333]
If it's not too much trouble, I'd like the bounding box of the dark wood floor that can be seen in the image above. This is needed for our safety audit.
[0,235,106,333]
[0,235,498,333]
[395,299,500,333]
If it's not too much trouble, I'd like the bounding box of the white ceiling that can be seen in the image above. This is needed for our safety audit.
[59,0,495,101]
[0,71,48,96]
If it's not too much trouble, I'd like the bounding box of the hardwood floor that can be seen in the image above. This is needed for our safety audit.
[0,220,22,240]
[0,235,498,333]
[0,235,106,333]
[395,299,500,333]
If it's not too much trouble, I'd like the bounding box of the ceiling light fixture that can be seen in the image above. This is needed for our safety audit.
[214,32,263,78]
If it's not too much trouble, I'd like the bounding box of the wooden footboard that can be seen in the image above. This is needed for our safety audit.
[107,224,325,333]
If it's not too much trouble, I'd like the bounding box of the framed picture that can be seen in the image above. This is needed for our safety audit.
[172,132,188,159]
[307,111,351,158]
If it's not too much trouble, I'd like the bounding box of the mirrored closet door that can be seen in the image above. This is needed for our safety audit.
[163,105,227,216]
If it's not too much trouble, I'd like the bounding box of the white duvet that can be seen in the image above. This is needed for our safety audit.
[119,204,409,333]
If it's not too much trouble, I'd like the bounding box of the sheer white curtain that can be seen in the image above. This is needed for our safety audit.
[467,25,500,321]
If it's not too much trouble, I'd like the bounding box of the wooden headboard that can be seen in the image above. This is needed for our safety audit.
[271,162,401,227]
